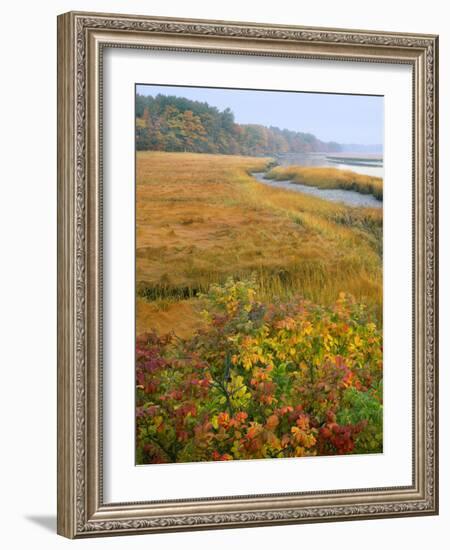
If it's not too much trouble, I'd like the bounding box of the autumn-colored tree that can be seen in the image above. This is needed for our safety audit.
[180,110,208,151]
[135,93,343,155]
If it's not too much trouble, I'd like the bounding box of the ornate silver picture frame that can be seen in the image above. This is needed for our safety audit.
[57,11,438,538]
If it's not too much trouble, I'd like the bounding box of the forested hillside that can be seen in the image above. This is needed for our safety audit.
[136,93,342,156]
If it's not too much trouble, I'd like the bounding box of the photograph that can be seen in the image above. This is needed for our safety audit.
[135,84,384,465]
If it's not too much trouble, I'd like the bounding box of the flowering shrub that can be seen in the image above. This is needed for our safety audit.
[136,277,382,464]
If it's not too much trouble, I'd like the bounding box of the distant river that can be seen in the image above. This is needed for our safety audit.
[251,172,383,209]
[274,152,384,179]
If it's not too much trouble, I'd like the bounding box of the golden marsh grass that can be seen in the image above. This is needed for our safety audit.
[266,165,383,200]
[136,151,383,336]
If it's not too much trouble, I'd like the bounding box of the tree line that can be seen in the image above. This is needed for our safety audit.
[136,93,342,156]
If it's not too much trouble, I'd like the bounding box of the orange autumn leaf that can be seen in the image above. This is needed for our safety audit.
[266,414,279,431]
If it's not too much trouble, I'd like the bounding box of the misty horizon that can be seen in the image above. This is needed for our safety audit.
[136,84,384,149]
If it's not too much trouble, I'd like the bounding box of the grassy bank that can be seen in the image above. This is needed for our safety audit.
[266,165,383,200]
[136,151,383,336]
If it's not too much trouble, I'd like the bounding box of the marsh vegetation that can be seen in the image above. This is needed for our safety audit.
[136,152,382,337]
[265,165,383,200]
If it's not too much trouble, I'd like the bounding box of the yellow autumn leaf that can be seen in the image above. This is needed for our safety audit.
[209,416,217,430]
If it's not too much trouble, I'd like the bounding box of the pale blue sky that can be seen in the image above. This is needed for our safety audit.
[136,84,383,146]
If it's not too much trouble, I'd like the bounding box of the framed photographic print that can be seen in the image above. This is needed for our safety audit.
[57,11,439,538]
